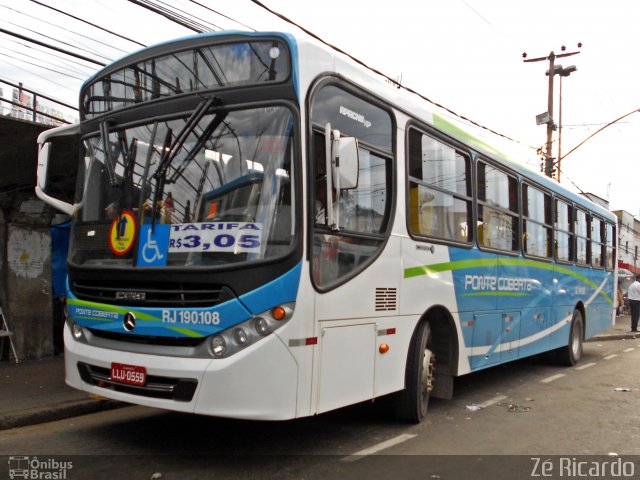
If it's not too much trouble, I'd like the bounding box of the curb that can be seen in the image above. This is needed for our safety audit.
[0,399,126,431]
[588,332,640,342]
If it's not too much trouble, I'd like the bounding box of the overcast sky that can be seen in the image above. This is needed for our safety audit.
[1,0,639,216]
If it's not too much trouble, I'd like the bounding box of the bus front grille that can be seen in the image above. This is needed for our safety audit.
[71,280,235,307]
[77,362,198,402]
[87,328,206,347]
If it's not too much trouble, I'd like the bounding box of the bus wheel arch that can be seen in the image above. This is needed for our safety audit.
[392,306,458,423]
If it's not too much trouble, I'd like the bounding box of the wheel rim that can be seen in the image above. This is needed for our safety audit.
[421,348,435,398]
[571,319,582,357]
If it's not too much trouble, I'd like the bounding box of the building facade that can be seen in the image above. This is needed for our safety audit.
[613,210,640,273]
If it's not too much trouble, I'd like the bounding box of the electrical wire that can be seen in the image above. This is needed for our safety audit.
[0,20,113,62]
[0,47,88,80]
[248,0,533,150]
[3,36,97,75]
[0,27,106,66]
[558,109,640,162]
[153,0,222,31]
[28,0,146,48]
[126,0,207,33]
[187,0,256,31]
[1,61,80,97]
[0,4,130,56]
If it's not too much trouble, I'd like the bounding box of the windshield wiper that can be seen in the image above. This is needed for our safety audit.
[99,120,119,186]
[166,111,228,185]
[117,131,138,211]
[149,96,221,229]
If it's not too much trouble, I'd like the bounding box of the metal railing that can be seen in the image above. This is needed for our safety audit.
[0,78,78,125]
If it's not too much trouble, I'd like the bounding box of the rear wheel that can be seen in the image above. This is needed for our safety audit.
[557,309,583,366]
[392,322,435,423]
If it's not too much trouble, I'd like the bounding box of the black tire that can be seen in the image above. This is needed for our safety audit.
[392,321,435,423]
[557,309,583,366]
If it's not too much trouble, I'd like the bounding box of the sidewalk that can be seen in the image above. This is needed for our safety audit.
[0,314,636,430]
[0,355,124,430]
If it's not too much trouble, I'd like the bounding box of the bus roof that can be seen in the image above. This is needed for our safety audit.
[80,30,614,222]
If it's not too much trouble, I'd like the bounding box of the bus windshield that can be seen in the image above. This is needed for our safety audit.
[71,105,295,267]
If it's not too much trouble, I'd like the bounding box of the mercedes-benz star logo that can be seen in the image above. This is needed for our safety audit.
[123,312,136,332]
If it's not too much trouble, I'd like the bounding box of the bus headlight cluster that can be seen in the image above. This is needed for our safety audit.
[66,317,85,341]
[208,303,294,358]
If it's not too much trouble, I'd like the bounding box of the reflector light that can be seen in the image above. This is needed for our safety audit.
[379,343,390,354]
[272,306,286,321]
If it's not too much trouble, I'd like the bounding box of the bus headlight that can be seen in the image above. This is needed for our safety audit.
[234,328,248,345]
[254,317,269,336]
[207,303,294,358]
[210,335,227,357]
[72,323,84,340]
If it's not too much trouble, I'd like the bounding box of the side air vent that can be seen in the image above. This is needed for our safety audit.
[375,287,397,311]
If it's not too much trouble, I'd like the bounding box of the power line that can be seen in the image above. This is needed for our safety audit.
[0,4,130,56]
[0,49,87,81]
[153,0,222,31]
[3,36,97,75]
[1,18,114,62]
[126,0,207,33]
[0,27,106,66]
[559,108,640,162]
[248,0,532,150]
[0,77,77,110]
[187,0,256,31]
[28,0,146,48]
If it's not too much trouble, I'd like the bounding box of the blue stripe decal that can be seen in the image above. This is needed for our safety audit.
[67,262,302,338]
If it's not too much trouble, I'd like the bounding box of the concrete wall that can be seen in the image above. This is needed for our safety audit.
[0,117,62,361]
[6,218,53,359]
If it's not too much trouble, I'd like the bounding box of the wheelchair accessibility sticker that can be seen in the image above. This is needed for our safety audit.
[137,222,263,266]
[138,224,170,266]
[109,210,137,256]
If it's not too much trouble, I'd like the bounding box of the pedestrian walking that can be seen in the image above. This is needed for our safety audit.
[627,275,640,332]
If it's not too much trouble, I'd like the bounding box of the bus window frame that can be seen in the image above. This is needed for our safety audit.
[404,123,474,248]
[306,76,397,293]
[574,207,591,266]
[521,181,554,262]
[475,157,520,256]
[605,221,616,271]
[553,195,576,265]
[590,215,606,270]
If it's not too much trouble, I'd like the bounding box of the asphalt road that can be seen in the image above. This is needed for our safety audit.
[2,338,640,479]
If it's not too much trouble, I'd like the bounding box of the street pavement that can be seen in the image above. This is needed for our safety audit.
[0,314,636,430]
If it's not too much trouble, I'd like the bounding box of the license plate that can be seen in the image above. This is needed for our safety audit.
[110,363,146,386]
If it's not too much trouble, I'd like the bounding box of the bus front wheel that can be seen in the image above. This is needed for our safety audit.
[557,309,584,366]
[393,321,435,423]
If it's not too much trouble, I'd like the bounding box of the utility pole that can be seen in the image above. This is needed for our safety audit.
[523,45,581,179]
[544,52,556,177]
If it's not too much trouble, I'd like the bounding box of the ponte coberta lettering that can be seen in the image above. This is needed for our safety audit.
[464,274,533,293]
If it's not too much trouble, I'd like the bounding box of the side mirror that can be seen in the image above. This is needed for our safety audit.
[35,123,81,216]
[323,123,360,230]
[336,136,359,189]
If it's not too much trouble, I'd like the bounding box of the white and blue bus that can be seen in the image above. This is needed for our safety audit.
[36,30,617,423]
